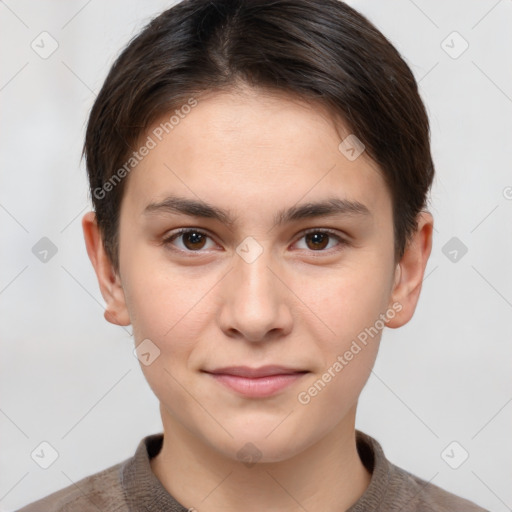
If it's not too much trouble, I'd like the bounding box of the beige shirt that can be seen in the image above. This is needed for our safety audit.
[18,430,488,511]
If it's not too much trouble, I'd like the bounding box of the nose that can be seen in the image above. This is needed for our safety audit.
[217,247,293,342]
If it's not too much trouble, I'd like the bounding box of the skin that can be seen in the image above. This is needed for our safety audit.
[83,85,433,512]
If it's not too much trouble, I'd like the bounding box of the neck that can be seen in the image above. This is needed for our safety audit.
[150,406,371,512]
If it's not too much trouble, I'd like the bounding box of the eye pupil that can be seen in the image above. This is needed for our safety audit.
[305,232,329,250]
[184,231,206,250]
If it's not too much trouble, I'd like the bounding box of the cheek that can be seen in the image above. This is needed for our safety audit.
[121,242,206,340]
[125,262,211,412]
[294,269,388,416]
[298,258,393,345]
[291,252,394,402]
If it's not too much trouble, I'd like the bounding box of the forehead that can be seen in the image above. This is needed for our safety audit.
[121,87,390,221]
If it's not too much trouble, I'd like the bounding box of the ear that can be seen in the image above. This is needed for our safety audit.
[386,211,433,328]
[82,211,131,326]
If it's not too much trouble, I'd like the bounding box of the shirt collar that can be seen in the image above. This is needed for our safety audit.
[121,429,388,511]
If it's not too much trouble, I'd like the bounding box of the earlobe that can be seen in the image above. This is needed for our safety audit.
[82,211,131,327]
[386,212,433,329]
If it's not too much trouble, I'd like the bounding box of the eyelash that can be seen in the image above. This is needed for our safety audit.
[161,227,348,255]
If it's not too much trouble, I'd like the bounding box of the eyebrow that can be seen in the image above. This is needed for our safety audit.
[143,195,371,228]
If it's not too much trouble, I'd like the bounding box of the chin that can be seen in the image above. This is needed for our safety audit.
[206,424,318,466]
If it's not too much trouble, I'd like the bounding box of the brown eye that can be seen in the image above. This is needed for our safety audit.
[182,231,207,250]
[294,229,347,253]
[304,232,330,250]
[163,229,214,252]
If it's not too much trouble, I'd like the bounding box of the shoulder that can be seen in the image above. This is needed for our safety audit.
[388,463,489,512]
[16,460,127,512]
[352,431,489,512]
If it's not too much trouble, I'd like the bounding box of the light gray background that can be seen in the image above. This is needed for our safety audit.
[1,1,511,510]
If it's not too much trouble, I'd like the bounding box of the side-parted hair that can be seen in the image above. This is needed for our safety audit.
[84,0,434,272]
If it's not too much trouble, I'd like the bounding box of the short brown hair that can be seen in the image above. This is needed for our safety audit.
[84,0,434,273]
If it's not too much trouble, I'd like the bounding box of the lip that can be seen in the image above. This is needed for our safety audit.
[203,366,309,398]
[206,365,307,378]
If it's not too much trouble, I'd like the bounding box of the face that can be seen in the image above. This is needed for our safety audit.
[88,86,416,463]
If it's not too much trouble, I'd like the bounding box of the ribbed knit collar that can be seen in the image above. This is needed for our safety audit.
[121,433,189,511]
[120,430,389,511]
